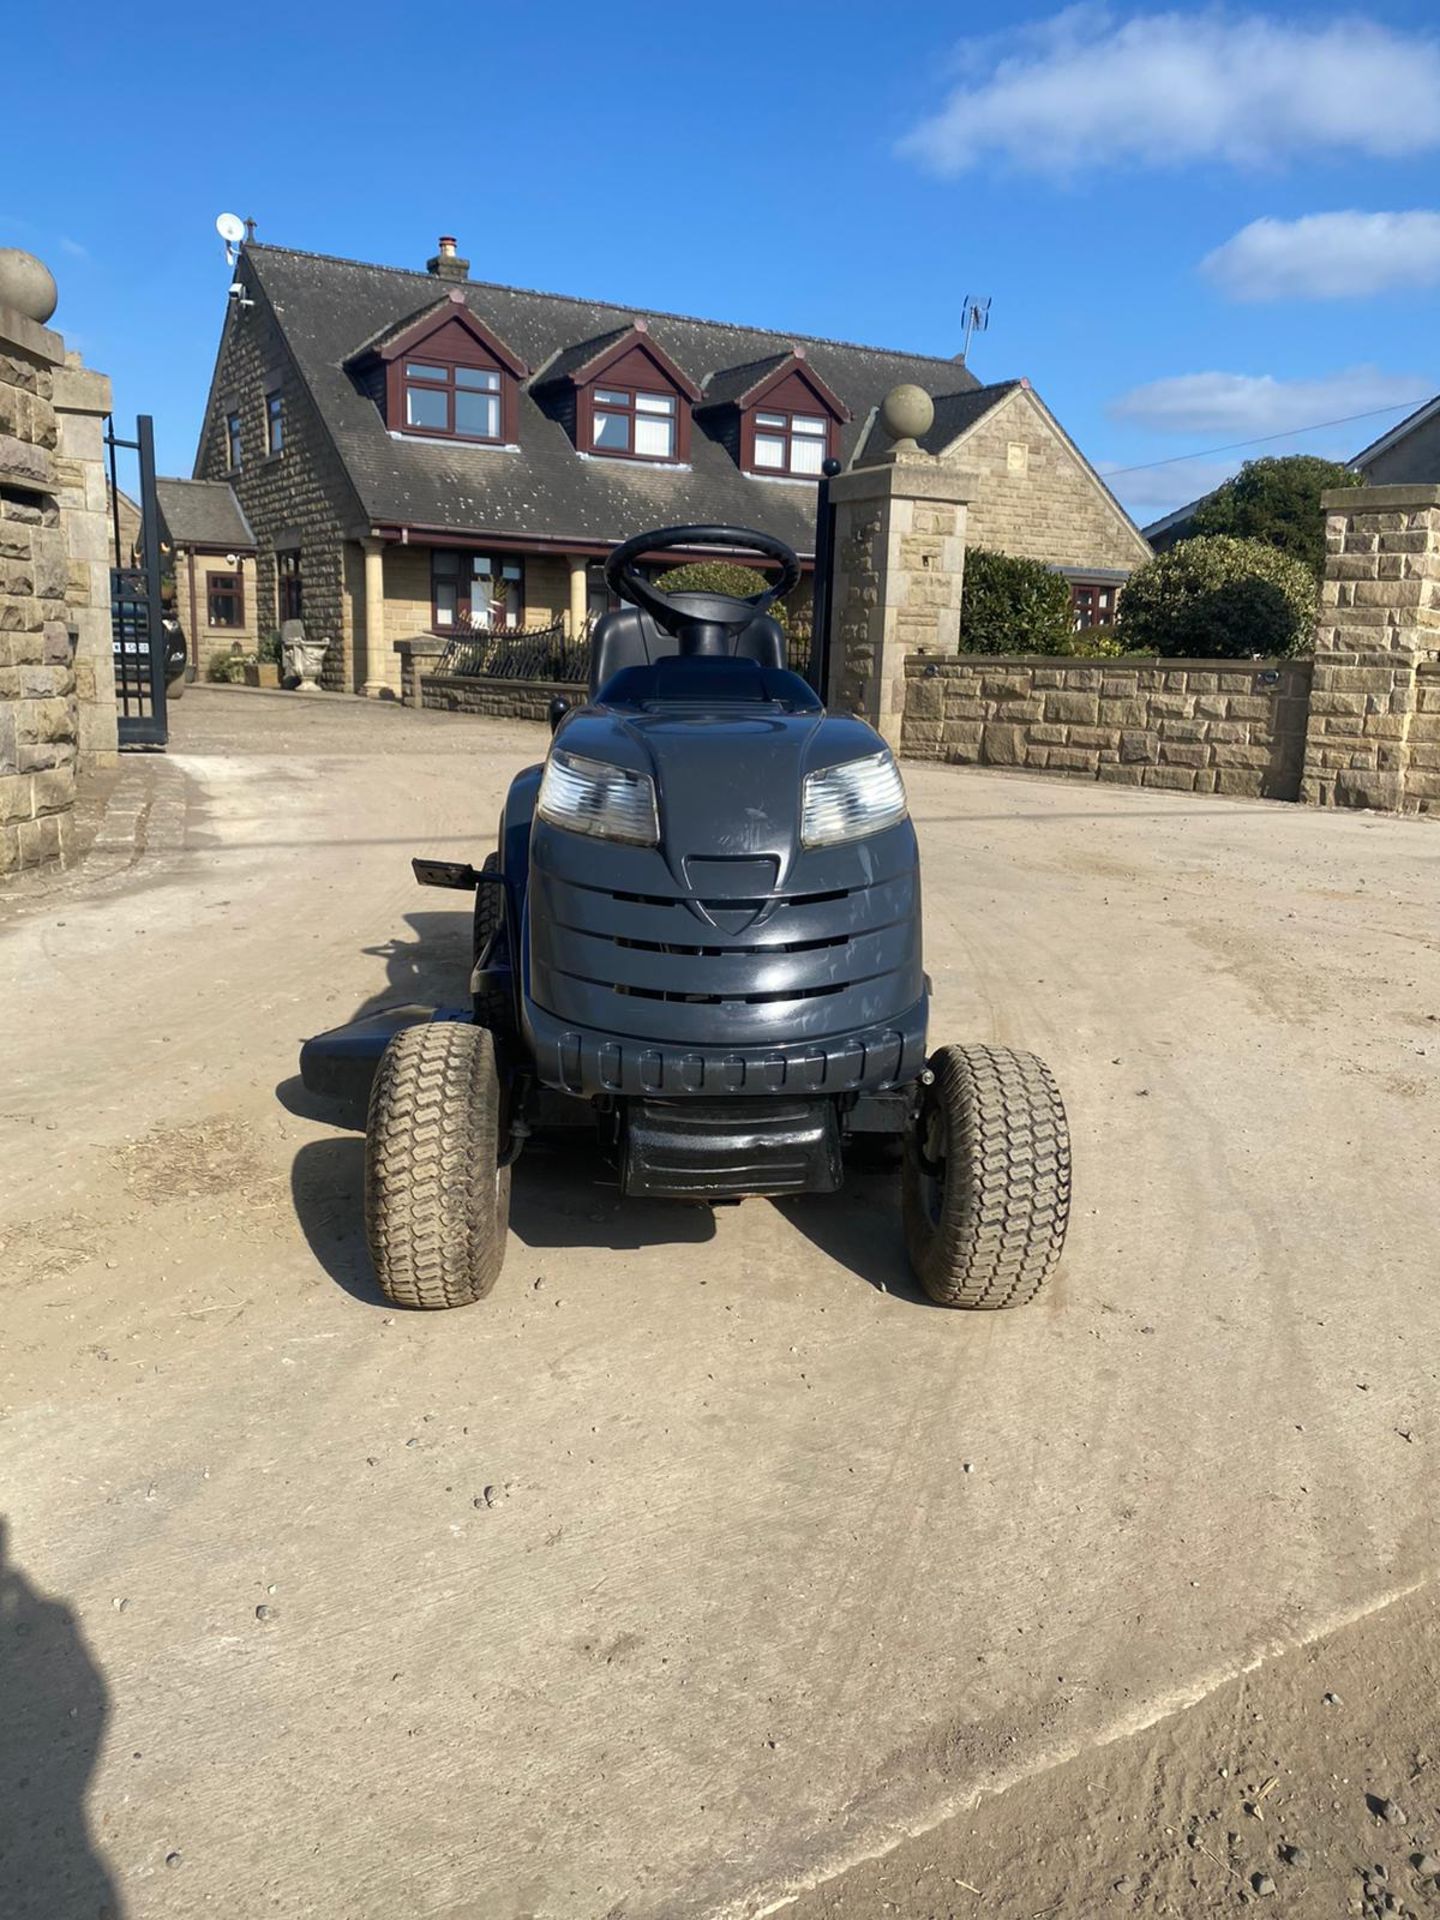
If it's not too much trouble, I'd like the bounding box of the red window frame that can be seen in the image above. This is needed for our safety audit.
[1071,582,1118,630]
[207,570,244,629]
[400,360,504,443]
[430,549,525,632]
[587,385,678,461]
[744,406,833,478]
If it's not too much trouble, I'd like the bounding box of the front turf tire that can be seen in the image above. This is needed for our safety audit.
[364,1022,510,1309]
[902,1045,1070,1309]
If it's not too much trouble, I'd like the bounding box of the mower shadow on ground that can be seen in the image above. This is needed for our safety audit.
[279,1077,929,1303]
[347,909,471,1025]
[280,908,933,1302]
[777,1169,933,1304]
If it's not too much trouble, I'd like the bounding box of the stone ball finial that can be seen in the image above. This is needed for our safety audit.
[880,383,934,449]
[0,249,58,325]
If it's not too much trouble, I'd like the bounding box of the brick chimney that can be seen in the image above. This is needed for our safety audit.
[426,235,469,283]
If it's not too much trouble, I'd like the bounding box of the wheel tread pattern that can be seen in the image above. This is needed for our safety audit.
[364,1023,510,1310]
[903,1044,1070,1309]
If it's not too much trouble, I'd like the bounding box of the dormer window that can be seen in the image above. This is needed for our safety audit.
[404,361,503,441]
[347,291,528,448]
[698,348,850,481]
[753,409,828,476]
[592,387,677,460]
[534,320,700,464]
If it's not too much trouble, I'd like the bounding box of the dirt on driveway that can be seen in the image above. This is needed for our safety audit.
[1,686,1437,1920]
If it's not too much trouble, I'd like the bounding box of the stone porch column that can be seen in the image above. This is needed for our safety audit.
[567,553,588,638]
[1300,484,1440,810]
[361,536,394,698]
[825,387,969,749]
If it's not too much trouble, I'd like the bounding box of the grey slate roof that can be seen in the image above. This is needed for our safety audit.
[854,379,1022,463]
[155,477,255,550]
[244,244,984,556]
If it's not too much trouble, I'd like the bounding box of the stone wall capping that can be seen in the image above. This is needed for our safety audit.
[1323,483,1440,511]
[0,300,65,368]
[51,364,113,415]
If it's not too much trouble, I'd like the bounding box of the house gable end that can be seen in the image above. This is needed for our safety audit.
[938,384,1152,573]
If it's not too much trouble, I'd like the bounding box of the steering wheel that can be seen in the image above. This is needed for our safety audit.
[604,525,802,641]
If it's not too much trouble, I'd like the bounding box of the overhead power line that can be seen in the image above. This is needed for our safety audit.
[1105,397,1433,477]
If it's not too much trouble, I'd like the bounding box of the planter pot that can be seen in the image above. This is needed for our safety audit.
[243,662,281,689]
[283,635,329,692]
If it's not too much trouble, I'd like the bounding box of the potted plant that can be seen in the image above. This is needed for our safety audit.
[244,632,283,689]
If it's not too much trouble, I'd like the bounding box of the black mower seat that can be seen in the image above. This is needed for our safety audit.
[597,656,822,711]
[588,605,786,695]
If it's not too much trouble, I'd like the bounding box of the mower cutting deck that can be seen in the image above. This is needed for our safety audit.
[301,522,1070,1310]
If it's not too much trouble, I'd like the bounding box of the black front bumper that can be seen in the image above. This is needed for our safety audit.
[524,992,928,1099]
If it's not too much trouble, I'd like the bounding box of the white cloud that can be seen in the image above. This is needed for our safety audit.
[1202,210,1440,300]
[1108,366,1430,437]
[899,8,1440,177]
[57,235,89,261]
[1099,458,1240,516]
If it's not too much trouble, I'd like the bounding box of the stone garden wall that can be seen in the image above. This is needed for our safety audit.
[420,672,575,725]
[0,292,116,874]
[901,656,1312,798]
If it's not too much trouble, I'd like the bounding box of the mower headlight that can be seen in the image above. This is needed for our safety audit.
[537,748,659,846]
[801,750,908,847]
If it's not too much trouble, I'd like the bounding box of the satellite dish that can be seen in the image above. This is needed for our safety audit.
[216,213,245,245]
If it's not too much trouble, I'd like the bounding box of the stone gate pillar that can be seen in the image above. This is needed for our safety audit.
[825,387,969,750]
[1301,484,1440,810]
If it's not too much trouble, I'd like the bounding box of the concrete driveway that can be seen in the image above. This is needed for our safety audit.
[1,687,1437,1920]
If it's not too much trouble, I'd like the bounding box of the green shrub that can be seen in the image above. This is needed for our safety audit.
[959,548,1074,656]
[1056,625,1127,658]
[653,561,789,628]
[1115,535,1316,659]
[258,629,283,665]
[1188,455,1362,578]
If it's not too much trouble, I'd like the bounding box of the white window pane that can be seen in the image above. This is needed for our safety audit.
[634,413,674,458]
[455,366,499,390]
[455,389,499,438]
[754,434,785,469]
[595,388,628,407]
[792,414,827,436]
[435,584,457,626]
[635,391,674,415]
[406,362,447,380]
[407,385,447,429]
[593,411,629,450]
[755,411,786,428]
[790,435,824,475]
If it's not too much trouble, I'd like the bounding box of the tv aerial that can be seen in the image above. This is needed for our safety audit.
[959,293,992,363]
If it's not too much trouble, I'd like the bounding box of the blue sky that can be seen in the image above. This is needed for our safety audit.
[6,0,1439,523]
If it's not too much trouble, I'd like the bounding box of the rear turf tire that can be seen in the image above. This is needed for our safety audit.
[902,1044,1070,1309]
[364,1022,510,1309]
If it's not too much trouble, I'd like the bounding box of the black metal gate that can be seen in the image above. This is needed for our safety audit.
[108,413,167,747]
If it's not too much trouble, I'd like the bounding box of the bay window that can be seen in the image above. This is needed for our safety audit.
[591,387,677,460]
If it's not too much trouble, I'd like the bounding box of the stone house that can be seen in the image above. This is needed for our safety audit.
[154,478,258,675]
[182,235,1150,697]
[1350,392,1440,486]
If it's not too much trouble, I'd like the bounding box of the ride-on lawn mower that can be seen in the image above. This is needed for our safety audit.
[300,523,1070,1310]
